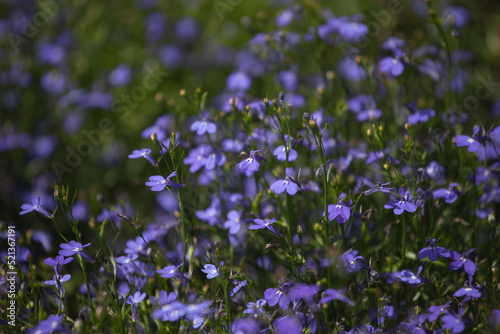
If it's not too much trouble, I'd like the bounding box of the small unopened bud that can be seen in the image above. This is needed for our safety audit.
[245,105,250,111]
[54,188,60,200]
[278,91,285,101]
[366,128,373,136]
[326,71,335,80]
[151,132,158,143]
[316,86,325,94]
[195,87,201,94]
[404,123,411,131]
[383,162,390,170]
[179,88,186,96]
[416,168,425,183]
[229,98,236,106]
[309,119,320,135]
[155,92,164,103]
[263,98,269,106]
[329,163,335,171]
[488,211,496,224]
[452,27,463,39]
[297,225,303,235]
[170,132,176,150]
[272,99,277,105]
[378,124,384,132]
[303,113,310,122]
[88,217,95,229]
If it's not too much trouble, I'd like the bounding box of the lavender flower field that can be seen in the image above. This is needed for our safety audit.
[2,0,500,333]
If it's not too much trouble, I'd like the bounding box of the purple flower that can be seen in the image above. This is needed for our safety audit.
[196,197,221,226]
[126,291,147,322]
[153,301,186,321]
[288,283,320,306]
[449,249,476,276]
[236,150,265,177]
[20,197,53,218]
[223,210,242,235]
[324,193,351,223]
[44,273,71,287]
[150,290,177,306]
[400,266,426,286]
[184,144,212,173]
[455,126,487,153]
[342,250,367,273]
[382,37,405,52]
[145,172,184,191]
[201,262,224,279]
[128,148,157,167]
[362,182,394,195]
[44,273,71,297]
[142,115,171,141]
[44,255,73,275]
[339,58,366,82]
[433,183,460,203]
[249,217,282,237]
[407,101,436,125]
[441,309,465,333]
[379,56,405,77]
[442,6,470,28]
[243,299,267,317]
[384,188,417,215]
[428,301,451,322]
[226,71,251,92]
[489,309,500,330]
[270,168,299,196]
[26,314,65,334]
[357,108,382,122]
[319,288,355,306]
[418,238,449,261]
[273,135,298,162]
[338,21,368,43]
[454,284,481,300]
[156,263,183,279]
[264,281,294,310]
[274,316,302,334]
[190,111,216,135]
[230,279,248,296]
[231,317,261,334]
[58,241,93,263]
[108,63,132,86]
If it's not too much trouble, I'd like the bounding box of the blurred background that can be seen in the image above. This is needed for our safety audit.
[1,0,500,235]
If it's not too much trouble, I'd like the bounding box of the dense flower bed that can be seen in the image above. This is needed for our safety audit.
[1,0,500,333]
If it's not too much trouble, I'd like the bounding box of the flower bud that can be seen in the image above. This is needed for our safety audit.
[278,91,285,102]
[150,132,158,143]
[297,225,303,235]
[155,92,164,103]
[309,119,320,136]
[179,88,186,96]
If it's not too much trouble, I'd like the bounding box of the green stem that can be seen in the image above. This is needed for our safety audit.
[223,278,231,330]
[401,213,406,265]
[80,257,96,323]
